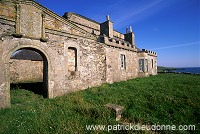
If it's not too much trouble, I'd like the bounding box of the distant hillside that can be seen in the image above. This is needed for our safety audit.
[157,66,176,72]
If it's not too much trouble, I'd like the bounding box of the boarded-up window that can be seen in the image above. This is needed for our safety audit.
[68,47,77,72]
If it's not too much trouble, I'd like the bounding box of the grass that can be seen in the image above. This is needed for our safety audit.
[0,74,199,133]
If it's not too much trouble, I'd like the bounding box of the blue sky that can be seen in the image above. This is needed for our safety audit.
[36,0,200,67]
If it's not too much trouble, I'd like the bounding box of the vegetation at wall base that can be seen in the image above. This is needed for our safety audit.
[0,74,199,134]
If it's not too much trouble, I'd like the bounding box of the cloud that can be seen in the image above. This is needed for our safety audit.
[149,42,200,50]
[112,0,166,29]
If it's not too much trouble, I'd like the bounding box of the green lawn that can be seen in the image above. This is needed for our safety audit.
[0,74,199,133]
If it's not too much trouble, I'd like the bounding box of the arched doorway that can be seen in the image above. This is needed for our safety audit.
[9,47,48,97]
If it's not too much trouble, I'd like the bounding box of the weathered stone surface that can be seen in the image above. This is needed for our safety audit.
[0,2,16,21]
[9,59,43,83]
[0,0,157,108]
[106,46,138,83]
[105,103,124,121]
[64,12,100,35]
[20,4,42,38]
[0,21,15,37]
[67,47,76,72]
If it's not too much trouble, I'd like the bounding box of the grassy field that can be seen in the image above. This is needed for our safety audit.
[0,74,199,133]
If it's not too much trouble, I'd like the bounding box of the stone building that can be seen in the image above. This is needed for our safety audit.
[0,0,157,108]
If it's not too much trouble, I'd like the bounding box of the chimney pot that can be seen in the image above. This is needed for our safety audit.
[106,15,110,21]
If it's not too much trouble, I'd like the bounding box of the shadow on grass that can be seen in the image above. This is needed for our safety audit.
[10,82,44,96]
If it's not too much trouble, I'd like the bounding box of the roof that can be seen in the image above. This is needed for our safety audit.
[64,12,100,25]
[64,12,126,38]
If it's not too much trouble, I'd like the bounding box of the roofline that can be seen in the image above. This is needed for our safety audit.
[113,30,125,36]
[10,0,97,40]
[64,12,100,25]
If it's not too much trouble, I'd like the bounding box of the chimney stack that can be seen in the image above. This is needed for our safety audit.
[106,15,110,21]
[126,27,129,33]
[130,26,132,32]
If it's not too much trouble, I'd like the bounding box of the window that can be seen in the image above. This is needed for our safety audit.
[139,59,144,72]
[120,54,126,69]
[146,59,148,72]
[68,47,77,72]
[152,59,154,69]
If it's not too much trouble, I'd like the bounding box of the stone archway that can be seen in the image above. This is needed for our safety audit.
[10,47,48,97]
[0,44,52,108]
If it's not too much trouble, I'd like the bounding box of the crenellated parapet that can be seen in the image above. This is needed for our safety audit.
[99,16,137,51]
[100,35,137,51]
[139,49,157,57]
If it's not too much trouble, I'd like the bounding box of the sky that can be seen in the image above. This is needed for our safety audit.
[36,0,200,67]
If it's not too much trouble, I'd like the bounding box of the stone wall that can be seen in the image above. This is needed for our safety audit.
[137,51,157,77]
[40,9,106,96]
[105,46,138,83]
[67,47,77,72]
[113,30,125,39]
[63,13,100,35]
[45,31,106,96]
[9,59,43,83]
[0,2,16,21]
[148,55,157,75]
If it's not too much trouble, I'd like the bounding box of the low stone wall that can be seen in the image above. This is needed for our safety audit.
[9,59,43,83]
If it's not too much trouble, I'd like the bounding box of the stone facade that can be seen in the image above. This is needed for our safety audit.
[0,0,157,108]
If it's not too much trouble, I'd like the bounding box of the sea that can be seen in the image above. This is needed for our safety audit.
[171,67,200,74]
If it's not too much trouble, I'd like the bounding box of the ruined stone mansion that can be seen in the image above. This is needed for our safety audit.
[0,0,157,108]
